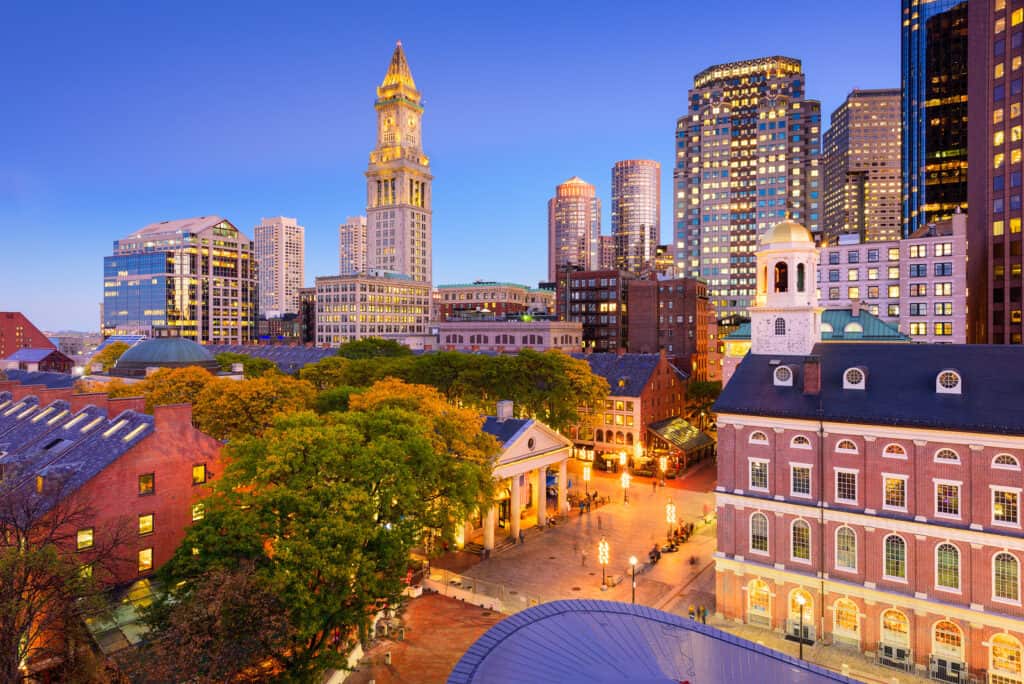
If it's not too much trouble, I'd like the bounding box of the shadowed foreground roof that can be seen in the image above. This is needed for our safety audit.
[449,600,857,684]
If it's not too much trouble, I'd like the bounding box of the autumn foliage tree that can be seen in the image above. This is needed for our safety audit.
[192,374,316,441]
[89,342,130,372]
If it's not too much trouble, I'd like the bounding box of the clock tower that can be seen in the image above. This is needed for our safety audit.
[366,41,432,283]
[749,219,821,356]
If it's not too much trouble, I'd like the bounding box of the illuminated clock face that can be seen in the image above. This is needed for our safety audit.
[407,116,417,129]
[384,116,394,129]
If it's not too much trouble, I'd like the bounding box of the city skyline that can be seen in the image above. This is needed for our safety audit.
[1,1,896,330]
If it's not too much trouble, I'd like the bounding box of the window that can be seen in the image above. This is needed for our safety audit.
[835,526,856,571]
[883,443,907,459]
[888,248,900,261]
[935,448,960,463]
[933,621,963,658]
[936,482,961,518]
[774,318,786,335]
[791,519,810,562]
[191,502,206,522]
[790,435,811,450]
[138,513,153,536]
[749,431,769,445]
[994,454,1022,470]
[835,470,857,503]
[936,543,960,591]
[991,633,1023,679]
[936,371,961,394]
[750,512,769,553]
[884,476,907,511]
[843,368,864,390]
[934,322,953,337]
[994,488,1020,526]
[76,528,94,551]
[884,535,907,580]
[995,553,1021,602]
[138,473,154,496]
[835,439,857,454]
[192,464,207,485]
[748,579,770,620]
[834,599,858,635]
[138,547,153,574]
[774,365,793,386]
[909,263,927,278]
[881,609,909,646]
[829,252,840,265]
[749,460,769,491]
[791,465,811,497]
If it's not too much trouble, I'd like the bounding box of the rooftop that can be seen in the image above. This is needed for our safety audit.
[480,417,531,446]
[3,348,64,363]
[725,309,910,342]
[124,216,228,239]
[205,345,337,375]
[571,352,682,397]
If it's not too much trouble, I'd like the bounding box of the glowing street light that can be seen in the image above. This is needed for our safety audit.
[629,555,638,604]
[795,593,807,660]
[621,471,631,503]
[582,464,591,495]
[659,455,668,487]
[665,499,677,542]
[618,450,627,473]
[598,537,609,587]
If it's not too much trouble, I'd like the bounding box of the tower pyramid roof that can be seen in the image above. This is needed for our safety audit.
[380,40,417,93]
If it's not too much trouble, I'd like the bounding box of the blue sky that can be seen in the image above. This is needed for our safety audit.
[0,1,897,331]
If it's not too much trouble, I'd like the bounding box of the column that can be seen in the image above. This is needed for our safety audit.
[510,475,521,540]
[483,505,496,551]
[536,467,547,527]
[558,459,568,516]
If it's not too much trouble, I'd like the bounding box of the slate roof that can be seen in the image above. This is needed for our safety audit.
[571,353,672,397]
[205,344,337,374]
[725,309,909,342]
[714,343,1024,435]
[481,417,531,445]
[4,369,77,389]
[449,599,857,684]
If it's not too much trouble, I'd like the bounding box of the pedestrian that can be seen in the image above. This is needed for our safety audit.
[581,549,587,566]
[580,501,585,516]
[652,478,657,493]
[688,604,696,621]
[518,530,525,545]
[573,539,579,554]
[597,514,602,530]
[701,606,708,624]
[698,604,705,624]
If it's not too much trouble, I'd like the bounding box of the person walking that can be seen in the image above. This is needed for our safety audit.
[688,604,696,620]
[597,514,602,530]
[701,606,708,624]
[698,604,705,624]
[652,478,657,493]
[518,530,525,545]
[581,548,587,567]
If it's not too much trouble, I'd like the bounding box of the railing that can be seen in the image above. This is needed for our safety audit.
[929,655,969,684]
[423,567,541,614]
[784,618,815,643]
[876,641,914,672]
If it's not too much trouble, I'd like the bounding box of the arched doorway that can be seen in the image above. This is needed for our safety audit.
[878,609,912,670]
[746,579,771,628]
[832,598,859,649]
[930,620,965,681]
[787,588,814,642]
[991,633,1023,684]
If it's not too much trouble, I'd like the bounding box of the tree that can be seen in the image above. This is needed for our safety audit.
[135,366,219,412]
[504,350,609,433]
[686,380,722,431]
[214,352,280,379]
[335,338,413,360]
[90,342,130,372]
[313,385,362,414]
[298,356,351,391]
[192,374,316,441]
[150,381,497,680]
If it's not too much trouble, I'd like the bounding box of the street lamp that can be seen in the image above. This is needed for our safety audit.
[621,471,631,503]
[598,537,609,588]
[795,593,806,660]
[582,464,591,495]
[659,455,668,486]
[665,499,677,542]
[618,450,627,473]
[629,555,638,604]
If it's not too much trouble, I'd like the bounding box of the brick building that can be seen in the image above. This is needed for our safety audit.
[434,317,581,354]
[2,347,75,374]
[556,268,632,352]
[434,281,554,321]
[0,311,55,359]
[627,277,711,381]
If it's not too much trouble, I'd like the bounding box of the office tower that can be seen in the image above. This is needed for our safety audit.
[599,235,616,270]
[674,57,821,321]
[822,89,902,245]
[902,0,969,237]
[365,41,432,284]
[254,216,305,318]
[339,216,368,275]
[314,272,429,345]
[611,159,661,274]
[103,216,256,343]
[548,177,601,282]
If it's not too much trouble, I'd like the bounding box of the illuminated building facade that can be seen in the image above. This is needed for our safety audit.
[434,281,554,321]
[366,42,432,284]
[675,56,821,322]
[254,216,305,318]
[822,89,902,245]
[314,271,430,346]
[548,177,601,281]
[339,215,368,275]
[102,216,256,343]
[612,159,661,275]
[599,235,616,270]
[902,0,969,237]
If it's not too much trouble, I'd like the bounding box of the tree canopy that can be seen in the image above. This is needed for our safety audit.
[90,342,130,371]
[214,352,280,378]
[193,374,316,441]
[334,337,413,360]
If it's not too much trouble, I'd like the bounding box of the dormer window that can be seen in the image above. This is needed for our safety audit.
[936,370,962,395]
[843,367,866,390]
[773,365,793,387]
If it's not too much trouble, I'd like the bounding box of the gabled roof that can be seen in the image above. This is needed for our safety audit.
[647,417,714,454]
[724,309,909,342]
[481,417,531,446]
[571,353,666,397]
[3,348,63,363]
[714,343,1024,435]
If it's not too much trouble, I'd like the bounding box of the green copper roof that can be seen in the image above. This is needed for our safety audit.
[724,309,910,342]
[436,282,532,290]
[116,336,215,365]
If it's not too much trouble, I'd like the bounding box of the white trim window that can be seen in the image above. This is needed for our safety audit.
[749,431,769,445]
[994,552,1021,604]
[883,534,907,581]
[790,464,812,498]
[934,448,960,464]
[989,633,1023,682]
[935,480,962,519]
[835,468,858,504]
[935,542,960,593]
[993,487,1022,528]
[833,598,859,637]
[790,435,812,450]
[791,519,811,563]
[750,512,769,555]
[993,453,1022,471]
[835,525,857,572]
[932,620,963,661]
[882,443,908,460]
[882,474,909,512]
[749,458,769,492]
[835,439,858,454]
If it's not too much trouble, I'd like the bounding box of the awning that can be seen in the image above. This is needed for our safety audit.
[647,417,714,454]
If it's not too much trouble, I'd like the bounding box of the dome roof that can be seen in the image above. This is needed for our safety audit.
[110,336,220,378]
[761,219,813,245]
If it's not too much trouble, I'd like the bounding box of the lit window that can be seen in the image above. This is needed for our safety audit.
[191,502,206,522]
[749,460,769,490]
[937,482,961,517]
[192,464,207,485]
[749,431,769,445]
[935,448,960,463]
[790,435,811,449]
[884,535,906,580]
[936,543,960,591]
[883,443,907,459]
[76,528,94,551]
[138,473,154,495]
[834,598,858,634]
[836,439,858,453]
[995,553,1021,602]
[994,489,1020,525]
[750,512,768,553]
[138,547,153,574]
[791,520,810,561]
[934,621,963,658]
[138,514,153,536]
[884,476,907,510]
[835,526,856,570]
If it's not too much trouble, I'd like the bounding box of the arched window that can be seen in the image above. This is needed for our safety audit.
[789,588,812,620]
[749,431,769,445]
[750,513,769,553]
[935,448,960,463]
[994,454,1022,471]
[774,261,789,293]
[883,443,907,459]
[791,435,811,449]
[835,439,858,454]
[995,552,1020,602]
[835,526,857,571]
[884,534,907,580]
[791,519,810,562]
[936,370,962,394]
[991,633,1023,680]
[774,318,786,336]
[933,620,963,658]
[936,543,960,591]
[615,431,624,445]
[797,262,806,292]
[747,579,771,624]
[833,598,859,635]
[595,429,604,443]
[626,432,634,446]
[881,609,910,647]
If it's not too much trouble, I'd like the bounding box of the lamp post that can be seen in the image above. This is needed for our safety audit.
[629,555,638,604]
[665,499,677,543]
[618,450,627,474]
[795,593,806,660]
[582,464,591,496]
[659,455,668,486]
[598,537,609,588]
[620,471,631,503]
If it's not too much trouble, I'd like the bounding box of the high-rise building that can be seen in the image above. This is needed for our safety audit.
[902,0,969,237]
[599,235,616,270]
[611,160,661,274]
[548,177,600,282]
[254,216,305,318]
[338,216,368,275]
[365,41,432,284]
[102,216,256,343]
[822,89,902,245]
[674,57,822,321]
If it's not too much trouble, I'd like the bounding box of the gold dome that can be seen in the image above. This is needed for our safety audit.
[761,219,813,245]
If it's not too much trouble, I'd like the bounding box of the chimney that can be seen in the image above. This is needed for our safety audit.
[231,363,244,374]
[496,400,513,422]
[803,356,821,396]
[851,300,861,317]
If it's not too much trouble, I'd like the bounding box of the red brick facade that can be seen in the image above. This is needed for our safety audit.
[0,311,55,359]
